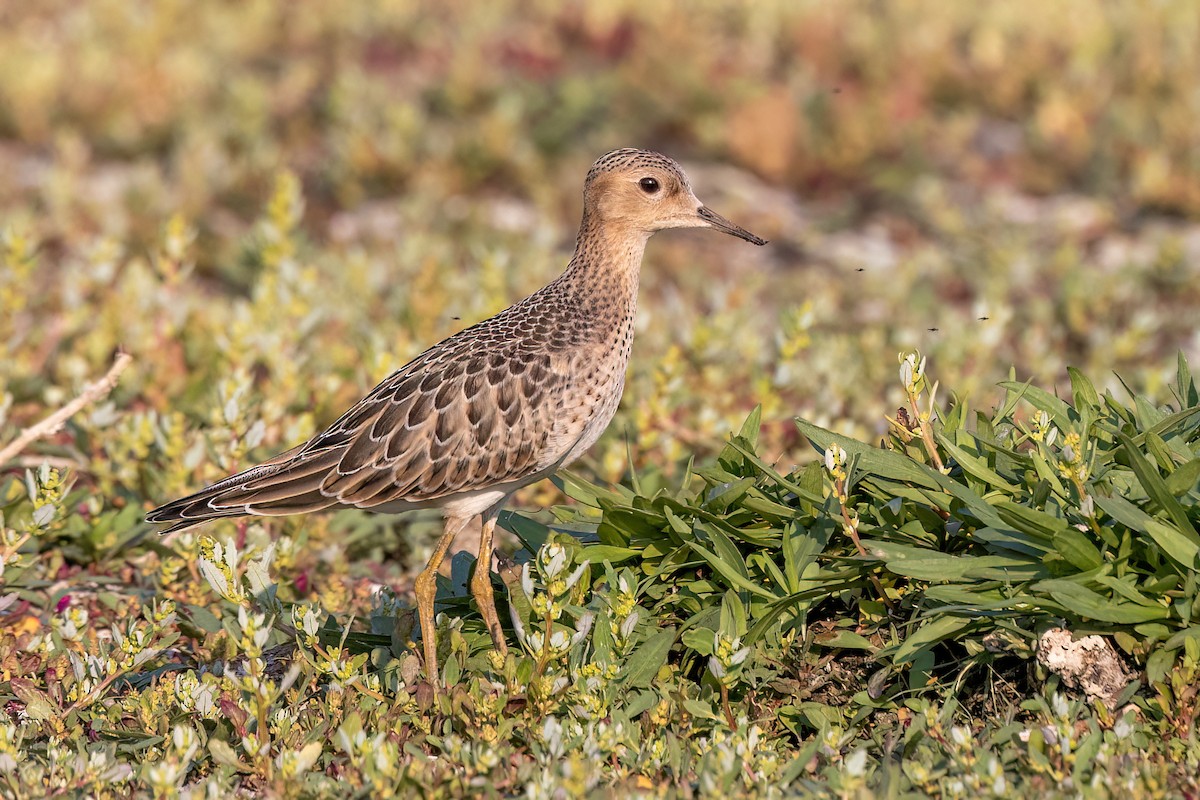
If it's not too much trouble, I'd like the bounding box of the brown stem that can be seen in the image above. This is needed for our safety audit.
[720,682,736,728]
[907,389,945,473]
[535,607,554,679]
[836,477,896,613]
[0,352,133,466]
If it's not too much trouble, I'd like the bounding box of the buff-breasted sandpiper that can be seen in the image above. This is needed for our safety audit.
[148,148,767,679]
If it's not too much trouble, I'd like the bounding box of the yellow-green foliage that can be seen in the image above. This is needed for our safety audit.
[1,1,1199,796]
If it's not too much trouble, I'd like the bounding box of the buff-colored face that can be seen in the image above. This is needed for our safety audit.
[583,150,767,245]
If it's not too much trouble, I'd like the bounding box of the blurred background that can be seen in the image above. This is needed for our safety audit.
[1,0,1198,569]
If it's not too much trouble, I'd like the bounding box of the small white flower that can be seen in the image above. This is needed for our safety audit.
[899,355,914,389]
[509,604,527,644]
[898,352,926,391]
[619,610,639,640]
[548,630,570,652]
[563,560,590,591]
[245,419,267,449]
[198,537,245,604]
[293,604,320,638]
[540,543,567,579]
[1113,716,1133,740]
[32,504,56,528]
[1080,494,1095,517]
[244,542,277,596]
[277,741,323,778]
[171,725,199,761]
[571,612,595,646]
[844,748,868,778]
[823,444,846,473]
[542,716,564,759]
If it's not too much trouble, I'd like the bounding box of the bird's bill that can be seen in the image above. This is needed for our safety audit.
[697,206,767,246]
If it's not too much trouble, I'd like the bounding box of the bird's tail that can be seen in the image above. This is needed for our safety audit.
[145,444,339,533]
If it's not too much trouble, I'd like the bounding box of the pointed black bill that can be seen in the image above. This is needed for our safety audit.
[698,206,767,246]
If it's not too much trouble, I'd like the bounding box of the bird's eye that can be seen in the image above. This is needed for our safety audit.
[639,177,660,194]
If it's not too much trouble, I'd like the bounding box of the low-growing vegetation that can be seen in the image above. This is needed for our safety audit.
[3,1,1200,796]
[3,352,1198,796]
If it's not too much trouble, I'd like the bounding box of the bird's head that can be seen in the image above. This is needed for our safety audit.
[582,148,766,245]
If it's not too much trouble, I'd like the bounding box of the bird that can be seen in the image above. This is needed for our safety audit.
[147,148,767,680]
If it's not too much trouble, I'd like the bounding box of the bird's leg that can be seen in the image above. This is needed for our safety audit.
[470,511,508,657]
[414,514,470,683]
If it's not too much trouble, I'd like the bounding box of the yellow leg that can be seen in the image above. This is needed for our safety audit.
[414,515,470,683]
[470,512,508,657]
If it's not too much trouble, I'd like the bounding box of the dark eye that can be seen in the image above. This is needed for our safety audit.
[638,177,660,194]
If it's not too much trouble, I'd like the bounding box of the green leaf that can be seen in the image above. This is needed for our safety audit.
[1134,396,1167,430]
[720,590,748,637]
[209,738,251,771]
[724,439,823,506]
[1094,575,1161,609]
[10,678,59,722]
[1033,579,1168,623]
[187,604,223,633]
[689,540,777,599]
[1095,492,1200,570]
[682,697,723,722]
[893,617,973,663]
[1164,625,1200,652]
[624,690,660,719]
[1144,519,1200,571]
[936,433,1019,492]
[815,629,875,651]
[620,627,676,688]
[681,626,716,656]
[703,477,756,513]
[998,381,1074,427]
[579,545,638,564]
[1165,458,1200,497]
[867,540,1037,581]
[1051,527,1103,571]
[744,593,813,644]
[500,511,550,554]
[1118,433,1200,542]
[1146,648,1176,684]
[1145,432,1177,475]
[797,419,1007,528]
[1067,367,1101,409]
[554,470,630,507]
[994,501,1066,540]
[737,405,763,449]
[1177,351,1198,407]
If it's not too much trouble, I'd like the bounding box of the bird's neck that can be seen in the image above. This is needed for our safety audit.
[560,214,649,327]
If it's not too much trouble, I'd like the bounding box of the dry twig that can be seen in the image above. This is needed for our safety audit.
[0,352,132,466]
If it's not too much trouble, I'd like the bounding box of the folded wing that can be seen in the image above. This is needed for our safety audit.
[146,340,567,533]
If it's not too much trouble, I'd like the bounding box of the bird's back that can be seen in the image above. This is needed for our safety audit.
[146,266,635,533]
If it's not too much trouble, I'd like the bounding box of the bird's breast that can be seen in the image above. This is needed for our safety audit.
[541,323,634,469]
